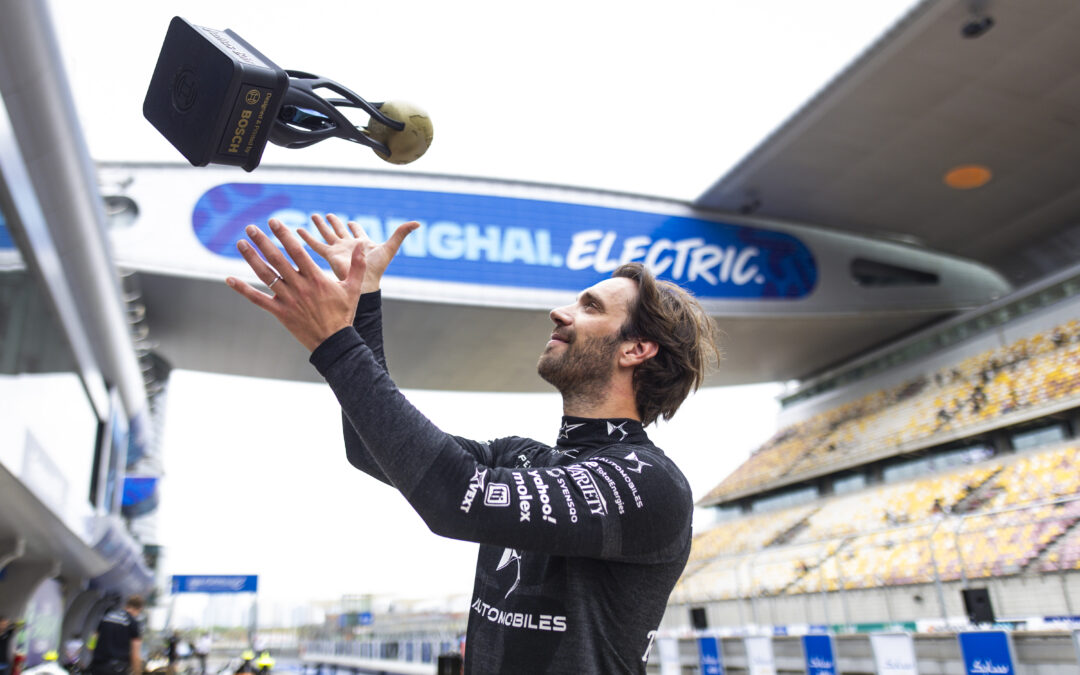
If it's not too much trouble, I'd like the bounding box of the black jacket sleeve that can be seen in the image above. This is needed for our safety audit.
[311,328,692,563]
[339,291,393,485]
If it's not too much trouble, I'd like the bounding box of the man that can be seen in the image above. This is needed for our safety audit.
[194,634,210,675]
[0,616,18,675]
[227,215,720,673]
[89,597,142,675]
[165,632,180,675]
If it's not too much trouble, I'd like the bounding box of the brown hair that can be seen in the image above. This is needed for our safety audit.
[613,263,722,426]
[125,595,145,611]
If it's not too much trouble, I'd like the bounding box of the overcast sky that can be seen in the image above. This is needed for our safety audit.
[42,0,918,624]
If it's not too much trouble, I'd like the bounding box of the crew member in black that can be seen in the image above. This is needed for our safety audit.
[89,596,143,675]
[0,615,18,675]
[227,215,720,673]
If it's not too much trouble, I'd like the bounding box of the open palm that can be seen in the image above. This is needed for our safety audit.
[298,214,419,292]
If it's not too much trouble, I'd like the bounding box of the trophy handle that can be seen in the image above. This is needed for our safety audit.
[269,71,405,152]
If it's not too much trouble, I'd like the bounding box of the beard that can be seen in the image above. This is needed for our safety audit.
[537,331,620,403]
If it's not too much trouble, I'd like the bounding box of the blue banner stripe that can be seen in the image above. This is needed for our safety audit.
[172,575,258,593]
[192,183,817,300]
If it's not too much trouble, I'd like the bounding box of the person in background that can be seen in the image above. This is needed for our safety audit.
[88,597,142,675]
[61,637,84,675]
[0,616,18,675]
[165,633,179,675]
[234,650,254,675]
[193,635,210,675]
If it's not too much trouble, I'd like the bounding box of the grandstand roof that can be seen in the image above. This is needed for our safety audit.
[697,0,1080,288]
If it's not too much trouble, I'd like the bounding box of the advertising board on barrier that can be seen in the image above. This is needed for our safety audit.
[698,636,724,675]
[192,182,818,301]
[869,633,919,675]
[801,634,838,675]
[957,631,1016,675]
[744,636,776,675]
[657,636,680,675]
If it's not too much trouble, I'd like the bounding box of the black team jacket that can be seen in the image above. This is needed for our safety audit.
[310,291,693,674]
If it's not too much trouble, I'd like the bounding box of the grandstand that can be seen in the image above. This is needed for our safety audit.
[667,268,1080,632]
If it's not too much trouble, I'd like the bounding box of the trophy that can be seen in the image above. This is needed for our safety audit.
[142,17,433,171]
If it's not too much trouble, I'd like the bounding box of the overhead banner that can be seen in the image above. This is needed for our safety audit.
[869,633,919,675]
[801,634,838,675]
[698,636,725,675]
[957,631,1016,675]
[192,183,817,301]
[171,575,258,594]
[744,636,776,675]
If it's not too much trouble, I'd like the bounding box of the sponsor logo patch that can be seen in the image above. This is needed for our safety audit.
[567,464,608,517]
[623,451,652,474]
[607,421,629,440]
[496,548,522,598]
[471,595,567,632]
[484,482,510,507]
[459,467,487,513]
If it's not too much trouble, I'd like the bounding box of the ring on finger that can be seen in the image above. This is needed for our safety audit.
[268,275,283,289]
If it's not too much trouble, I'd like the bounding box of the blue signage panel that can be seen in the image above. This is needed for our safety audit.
[193,183,817,300]
[801,634,838,675]
[172,575,258,593]
[697,636,724,675]
[0,212,13,249]
[957,631,1015,675]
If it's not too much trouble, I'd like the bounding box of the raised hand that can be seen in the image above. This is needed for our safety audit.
[298,214,419,293]
[225,218,368,352]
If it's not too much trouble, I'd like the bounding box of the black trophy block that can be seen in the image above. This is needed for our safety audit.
[143,17,289,172]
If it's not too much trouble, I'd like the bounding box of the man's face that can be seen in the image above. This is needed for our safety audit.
[537,277,638,396]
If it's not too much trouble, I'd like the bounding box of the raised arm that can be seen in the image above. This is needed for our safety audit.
[299,214,417,483]
[311,329,692,562]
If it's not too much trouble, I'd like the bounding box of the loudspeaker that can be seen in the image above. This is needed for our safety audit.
[961,587,996,624]
[690,606,708,630]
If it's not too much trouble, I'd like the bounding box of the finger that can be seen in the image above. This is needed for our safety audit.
[310,214,338,244]
[236,239,284,288]
[344,239,368,296]
[225,277,278,314]
[245,224,300,281]
[384,221,421,254]
[345,219,373,243]
[268,219,323,278]
[297,228,328,256]
[326,213,349,239]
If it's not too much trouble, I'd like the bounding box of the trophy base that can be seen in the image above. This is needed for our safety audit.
[143,17,289,171]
